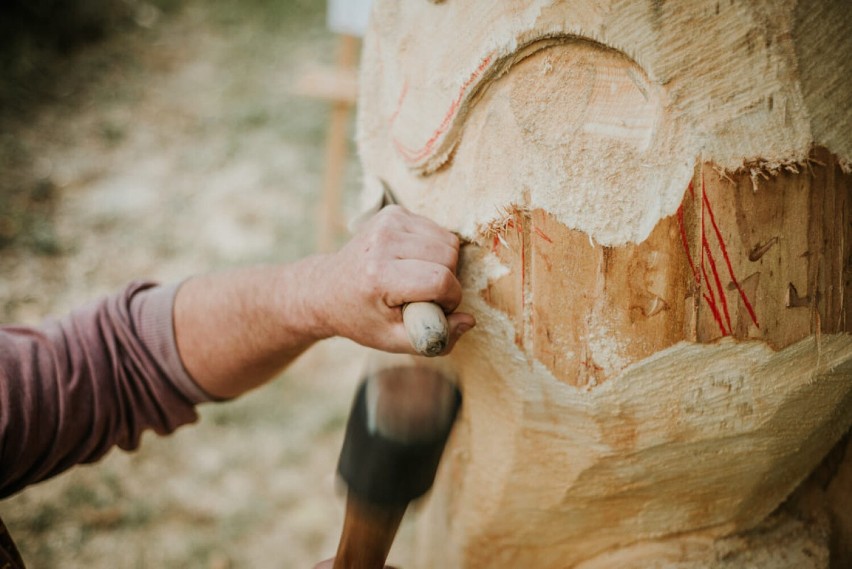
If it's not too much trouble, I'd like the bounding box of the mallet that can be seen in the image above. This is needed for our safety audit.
[331,181,461,568]
[333,363,461,568]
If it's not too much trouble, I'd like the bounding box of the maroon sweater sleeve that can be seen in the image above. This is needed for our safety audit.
[0,281,214,498]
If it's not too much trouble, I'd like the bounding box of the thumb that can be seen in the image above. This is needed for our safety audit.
[442,312,476,354]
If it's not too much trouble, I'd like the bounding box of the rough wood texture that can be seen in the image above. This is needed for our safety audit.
[357,0,852,245]
[355,1,852,567]
[484,149,851,388]
[484,204,691,388]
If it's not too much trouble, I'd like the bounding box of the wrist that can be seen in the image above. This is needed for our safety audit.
[275,254,337,342]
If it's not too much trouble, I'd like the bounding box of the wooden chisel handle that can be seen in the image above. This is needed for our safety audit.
[402,301,449,357]
[378,179,450,356]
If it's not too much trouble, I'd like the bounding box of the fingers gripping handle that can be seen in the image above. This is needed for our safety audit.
[378,179,450,357]
[402,302,449,357]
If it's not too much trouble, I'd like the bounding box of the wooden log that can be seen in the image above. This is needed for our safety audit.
[355,1,852,567]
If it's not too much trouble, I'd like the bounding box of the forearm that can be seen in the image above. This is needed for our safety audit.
[173,256,331,399]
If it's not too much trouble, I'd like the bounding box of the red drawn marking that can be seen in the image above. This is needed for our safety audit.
[701,265,717,307]
[387,80,409,127]
[703,232,733,333]
[507,213,526,298]
[700,182,706,284]
[505,217,525,233]
[393,53,495,164]
[701,263,729,336]
[533,226,553,243]
[703,292,729,336]
[702,178,760,329]
[676,173,760,337]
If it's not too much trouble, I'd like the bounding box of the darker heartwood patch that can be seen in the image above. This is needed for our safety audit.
[480,149,851,385]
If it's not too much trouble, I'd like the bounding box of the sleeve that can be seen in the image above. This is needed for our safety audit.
[0,281,216,499]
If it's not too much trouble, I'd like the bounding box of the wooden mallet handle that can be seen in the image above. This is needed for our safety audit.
[332,494,405,569]
[402,301,449,357]
[333,369,462,569]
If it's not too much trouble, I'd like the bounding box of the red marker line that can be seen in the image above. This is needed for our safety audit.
[699,174,730,337]
[703,232,733,334]
[393,54,495,164]
[702,265,729,336]
[533,226,553,243]
[700,181,707,293]
[703,293,729,336]
[387,80,409,127]
[679,176,758,337]
[702,184,760,329]
[518,217,525,301]
[678,184,724,334]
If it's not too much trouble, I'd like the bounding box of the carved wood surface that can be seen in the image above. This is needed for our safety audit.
[485,149,851,388]
[355,1,852,567]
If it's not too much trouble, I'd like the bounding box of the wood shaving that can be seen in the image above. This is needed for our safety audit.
[476,202,530,245]
[729,155,827,192]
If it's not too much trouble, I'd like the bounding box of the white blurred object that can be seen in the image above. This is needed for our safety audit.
[327,0,373,37]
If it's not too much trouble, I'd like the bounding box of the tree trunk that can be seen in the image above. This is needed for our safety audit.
[356,1,852,567]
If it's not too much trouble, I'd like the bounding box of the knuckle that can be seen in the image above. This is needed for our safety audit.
[441,244,459,271]
[371,223,396,246]
[361,232,391,259]
[432,265,456,293]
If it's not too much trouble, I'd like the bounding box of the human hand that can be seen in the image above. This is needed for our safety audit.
[310,205,475,354]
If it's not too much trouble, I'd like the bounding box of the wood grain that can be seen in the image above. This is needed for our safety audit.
[483,150,851,387]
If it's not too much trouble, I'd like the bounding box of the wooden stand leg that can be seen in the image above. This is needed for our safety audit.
[317,34,360,253]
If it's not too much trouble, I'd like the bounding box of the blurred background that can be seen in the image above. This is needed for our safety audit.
[0,0,413,567]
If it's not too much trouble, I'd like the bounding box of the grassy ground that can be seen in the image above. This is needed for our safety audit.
[0,2,410,567]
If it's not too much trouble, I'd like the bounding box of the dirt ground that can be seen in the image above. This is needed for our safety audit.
[1,2,415,567]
